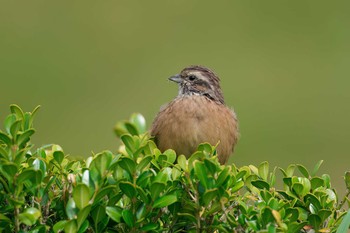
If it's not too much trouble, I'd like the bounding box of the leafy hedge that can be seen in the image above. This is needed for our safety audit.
[0,105,350,233]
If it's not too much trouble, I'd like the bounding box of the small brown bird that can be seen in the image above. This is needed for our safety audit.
[151,65,239,164]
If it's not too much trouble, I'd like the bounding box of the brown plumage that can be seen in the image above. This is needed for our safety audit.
[151,65,239,164]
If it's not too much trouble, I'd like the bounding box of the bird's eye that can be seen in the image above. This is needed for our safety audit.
[188,75,196,81]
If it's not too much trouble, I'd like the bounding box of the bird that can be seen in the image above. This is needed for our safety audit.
[150,65,239,164]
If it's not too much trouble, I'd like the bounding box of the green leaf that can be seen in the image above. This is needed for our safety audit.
[114,121,128,137]
[287,222,308,233]
[305,193,322,212]
[17,129,35,147]
[53,150,64,165]
[194,161,209,189]
[310,177,324,190]
[177,213,197,223]
[18,207,41,226]
[345,172,350,190]
[121,134,136,153]
[163,149,177,164]
[0,162,18,182]
[64,220,78,233]
[177,154,187,171]
[153,194,177,208]
[136,155,152,171]
[91,205,106,227]
[204,158,217,175]
[77,220,89,233]
[32,158,46,173]
[231,180,244,193]
[297,164,309,178]
[286,164,296,177]
[119,157,136,176]
[261,208,274,226]
[311,160,323,176]
[322,174,331,188]
[130,113,146,134]
[53,220,67,233]
[10,104,24,120]
[66,198,78,220]
[318,209,332,222]
[17,168,42,186]
[140,223,159,231]
[150,182,166,200]
[90,151,113,177]
[258,161,269,181]
[23,112,31,131]
[94,185,117,203]
[73,184,91,209]
[4,114,16,134]
[251,180,270,190]
[106,206,123,223]
[119,181,136,198]
[336,209,350,233]
[136,171,153,188]
[10,120,21,138]
[122,209,134,227]
[29,105,41,128]
[203,189,218,206]
[292,183,304,196]
[77,205,91,229]
[0,132,11,146]
[0,146,8,160]
[216,166,230,187]
[308,214,321,230]
[124,122,138,136]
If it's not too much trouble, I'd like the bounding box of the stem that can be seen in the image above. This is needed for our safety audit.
[14,206,20,233]
[338,189,350,210]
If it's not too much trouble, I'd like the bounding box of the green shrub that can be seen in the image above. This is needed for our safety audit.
[0,105,350,232]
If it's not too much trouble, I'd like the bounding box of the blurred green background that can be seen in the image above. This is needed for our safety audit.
[1,1,349,193]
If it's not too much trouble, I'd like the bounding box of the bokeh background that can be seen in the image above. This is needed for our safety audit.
[1,1,349,194]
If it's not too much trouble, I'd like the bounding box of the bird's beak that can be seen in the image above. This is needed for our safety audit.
[168,74,182,83]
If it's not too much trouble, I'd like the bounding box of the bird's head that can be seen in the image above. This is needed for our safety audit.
[169,65,225,104]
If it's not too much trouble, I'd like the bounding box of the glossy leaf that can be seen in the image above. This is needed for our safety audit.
[251,180,270,190]
[194,161,209,189]
[73,184,91,209]
[177,154,187,171]
[10,104,24,120]
[18,207,41,226]
[203,189,218,206]
[336,209,350,233]
[122,209,134,227]
[119,181,137,198]
[66,198,78,220]
[136,155,152,171]
[258,161,269,181]
[312,160,323,176]
[77,205,91,229]
[53,150,64,165]
[297,164,309,178]
[153,194,177,208]
[308,214,321,230]
[0,132,11,146]
[90,151,113,177]
[119,157,136,176]
[53,220,67,233]
[150,182,166,200]
[64,220,78,233]
[106,206,123,223]
[130,113,146,134]
[0,162,18,182]
[4,114,16,134]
